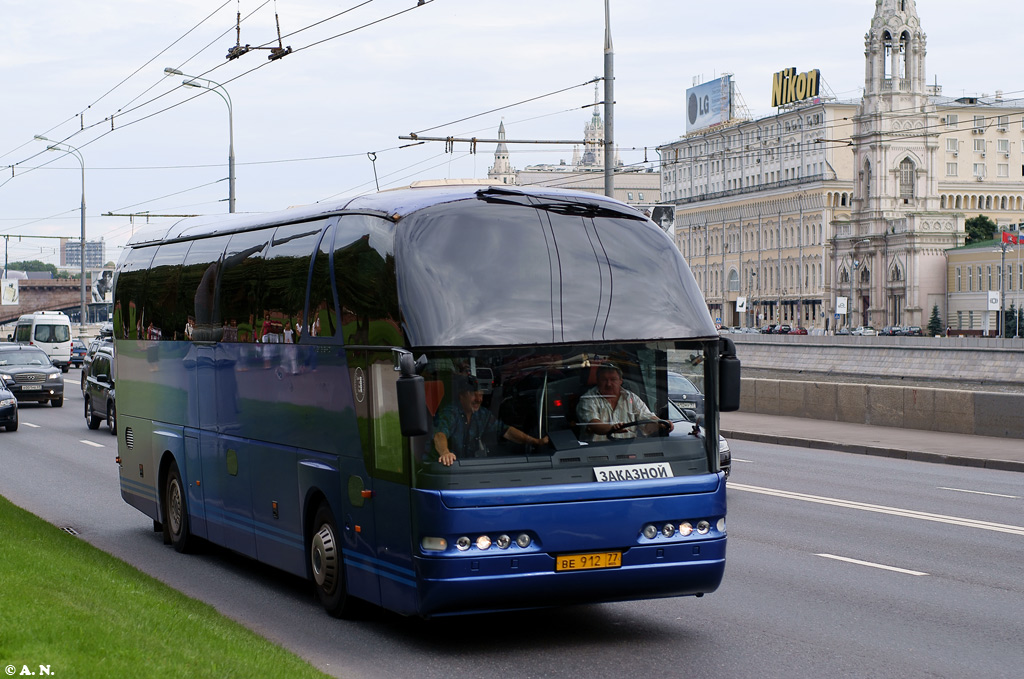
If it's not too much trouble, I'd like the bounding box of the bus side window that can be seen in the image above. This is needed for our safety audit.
[146,241,191,341]
[333,216,403,347]
[263,222,324,344]
[180,236,232,342]
[113,246,156,341]
[306,220,338,342]
[219,230,271,343]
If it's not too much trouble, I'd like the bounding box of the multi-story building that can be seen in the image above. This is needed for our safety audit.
[60,238,105,270]
[659,0,1024,331]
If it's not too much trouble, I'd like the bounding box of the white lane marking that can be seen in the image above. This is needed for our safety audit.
[730,482,1024,536]
[22,422,41,428]
[80,440,104,448]
[816,553,928,576]
[938,486,1019,499]
[732,457,753,464]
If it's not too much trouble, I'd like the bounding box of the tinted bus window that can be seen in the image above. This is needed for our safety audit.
[334,215,402,346]
[181,236,231,342]
[306,220,338,342]
[113,246,156,340]
[219,229,271,343]
[262,221,324,344]
[145,241,191,341]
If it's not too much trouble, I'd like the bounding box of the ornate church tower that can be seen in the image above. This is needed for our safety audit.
[841,0,961,329]
[487,120,517,185]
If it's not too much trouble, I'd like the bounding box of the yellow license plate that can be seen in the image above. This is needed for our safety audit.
[555,551,622,572]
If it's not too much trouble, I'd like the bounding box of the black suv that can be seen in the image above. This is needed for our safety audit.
[0,344,65,407]
[81,323,114,394]
[83,346,116,434]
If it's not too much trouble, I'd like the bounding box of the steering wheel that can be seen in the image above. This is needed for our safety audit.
[611,419,673,436]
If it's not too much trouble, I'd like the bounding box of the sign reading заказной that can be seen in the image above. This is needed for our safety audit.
[771,67,820,107]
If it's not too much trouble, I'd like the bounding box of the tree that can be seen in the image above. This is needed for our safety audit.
[1006,303,1019,339]
[927,304,944,336]
[964,214,997,245]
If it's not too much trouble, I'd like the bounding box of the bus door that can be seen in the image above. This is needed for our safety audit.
[345,350,416,610]
[195,342,256,557]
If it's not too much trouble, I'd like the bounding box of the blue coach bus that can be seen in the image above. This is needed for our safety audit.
[113,183,740,617]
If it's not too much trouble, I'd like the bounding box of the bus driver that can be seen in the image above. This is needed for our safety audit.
[434,375,548,466]
[577,364,673,441]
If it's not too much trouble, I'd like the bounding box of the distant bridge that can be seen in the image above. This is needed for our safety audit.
[0,279,111,326]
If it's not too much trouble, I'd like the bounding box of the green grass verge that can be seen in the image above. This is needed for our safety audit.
[0,495,332,679]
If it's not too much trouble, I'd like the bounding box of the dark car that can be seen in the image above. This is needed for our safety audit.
[0,344,65,407]
[82,331,114,394]
[0,384,17,431]
[70,339,88,367]
[667,370,705,416]
[774,324,792,334]
[904,326,923,336]
[83,346,116,434]
[879,326,903,336]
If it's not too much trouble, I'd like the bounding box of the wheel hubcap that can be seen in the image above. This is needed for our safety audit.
[168,480,182,535]
[311,523,338,591]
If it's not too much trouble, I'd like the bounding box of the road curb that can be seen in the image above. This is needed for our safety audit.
[720,429,1024,474]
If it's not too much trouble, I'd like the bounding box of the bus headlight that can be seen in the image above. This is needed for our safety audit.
[475,535,492,550]
[696,520,711,535]
[642,524,658,540]
[495,534,511,549]
[661,523,676,537]
[678,522,693,536]
[455,536,471,551]
[515,533,532,549]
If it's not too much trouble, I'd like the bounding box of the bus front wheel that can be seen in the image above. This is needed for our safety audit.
[310,503,355,618]
[164,462,193,553]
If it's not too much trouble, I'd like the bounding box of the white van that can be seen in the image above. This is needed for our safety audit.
[13,311,73,372]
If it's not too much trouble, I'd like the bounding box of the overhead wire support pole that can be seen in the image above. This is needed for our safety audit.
[603,0,614,198]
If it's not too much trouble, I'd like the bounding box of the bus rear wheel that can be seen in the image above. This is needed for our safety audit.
[163,462,193,553]
[310,503,356,618]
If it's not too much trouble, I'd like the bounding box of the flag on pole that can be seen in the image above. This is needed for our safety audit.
[1002,231,1019,245]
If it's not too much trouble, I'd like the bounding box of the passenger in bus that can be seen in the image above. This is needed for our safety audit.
[577,364,672,441]
[434,375,548,466]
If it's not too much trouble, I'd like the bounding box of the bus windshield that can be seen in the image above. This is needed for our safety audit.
[413,339,716,490]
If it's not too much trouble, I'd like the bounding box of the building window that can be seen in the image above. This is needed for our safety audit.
[899,158,915,198]
[945,114,958,129]
[998,139,1010,154]
[955,267,961,292]
[946,138,958,152]
[627,192,633,201]
[974,115,985,132]
[638,192,644,201]
[998,115,1009,130]
[974,163,986,178]
[967,265,973,291]
[946,162,958,176]
[974,138,986,153]
[999,164,1009,177]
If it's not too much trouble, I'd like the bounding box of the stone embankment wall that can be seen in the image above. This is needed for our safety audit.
[731,335,1024,439]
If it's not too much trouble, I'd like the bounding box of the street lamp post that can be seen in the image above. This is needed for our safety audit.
[34,135,87,330]
[997,241,1013,338]
[164,68,235,212]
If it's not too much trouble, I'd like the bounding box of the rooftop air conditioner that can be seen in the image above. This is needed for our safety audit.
[953,151,958,156]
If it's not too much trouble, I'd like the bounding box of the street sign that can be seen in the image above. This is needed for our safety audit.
[836,296,848,314]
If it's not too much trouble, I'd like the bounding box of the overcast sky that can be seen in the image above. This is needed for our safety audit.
[1,0,1022,268]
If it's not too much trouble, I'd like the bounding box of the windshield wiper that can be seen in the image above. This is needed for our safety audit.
[476,187,645,221]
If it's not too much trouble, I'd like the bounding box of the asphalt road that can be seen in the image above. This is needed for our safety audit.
[3,371,1022,678]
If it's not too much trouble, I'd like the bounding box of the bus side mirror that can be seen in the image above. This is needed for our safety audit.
[395,350,430,437]
[718,337,741,412]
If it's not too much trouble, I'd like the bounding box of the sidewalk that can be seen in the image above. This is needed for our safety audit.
[720,411,1024,473]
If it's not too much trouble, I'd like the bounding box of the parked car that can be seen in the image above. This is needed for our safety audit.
[83,346,116,434]
[759,324,777,334]
[835,327,852,335]
[879,326,903,336]
[788,326,808,335]
[0,344,65,406]
[0,384,17,431]
[904,326,923,336]
[667,370,705,416]
[70,339,88,367]
[852,326,877,336]
[774,324,792,334]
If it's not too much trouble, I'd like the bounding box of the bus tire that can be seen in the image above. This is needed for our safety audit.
[164,462,193,554]
[310,503,354,618]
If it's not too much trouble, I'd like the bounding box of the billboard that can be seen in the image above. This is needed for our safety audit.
[686,76,732,134]
[1,279,18,305]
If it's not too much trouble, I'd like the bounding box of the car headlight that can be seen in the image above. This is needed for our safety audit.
[49,372,62,380]
[0,374,11,382]
[718,436,730,454]
[0,397,15,407]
